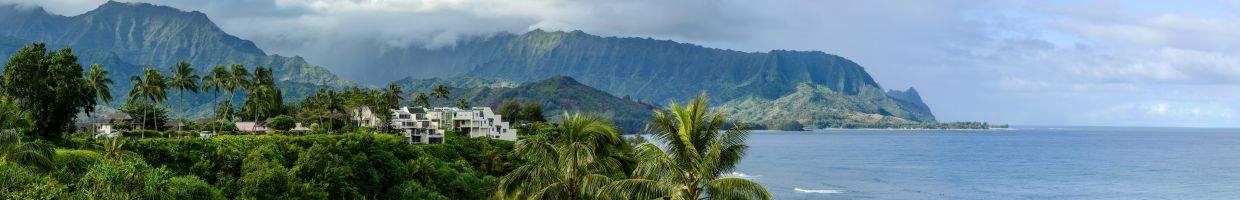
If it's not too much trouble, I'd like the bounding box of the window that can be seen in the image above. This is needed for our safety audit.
[429,137,443,144]
[412,136,421,143]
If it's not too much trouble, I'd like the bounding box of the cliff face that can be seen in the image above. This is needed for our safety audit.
[380,30,936,126]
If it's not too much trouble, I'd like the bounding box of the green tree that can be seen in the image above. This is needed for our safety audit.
[203,65,231,120]
[497,112,623,200]
[0,43,98,141]
[86,64,113,106]
[456,99,471,109]
[385,83,403,107]
[128,68,168,134]
[268,115,294,131]
[520,102,545,123]
[168,61,199,131]
[413,92,430,108]
[599,94,771,200]
[246,85,277,133]
[227,64,250,108]
[431,84,450,105]
[0,129,55,172]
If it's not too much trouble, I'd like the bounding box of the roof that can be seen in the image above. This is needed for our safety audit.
[234,122,270,132]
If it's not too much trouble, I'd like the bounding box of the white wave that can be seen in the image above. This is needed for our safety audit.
[723,172,760,179]
[794,188,843,194]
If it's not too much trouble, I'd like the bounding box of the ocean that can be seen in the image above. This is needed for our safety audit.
[731,127,1240,199]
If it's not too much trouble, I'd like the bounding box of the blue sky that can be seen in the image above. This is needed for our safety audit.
[6,0,1240,127]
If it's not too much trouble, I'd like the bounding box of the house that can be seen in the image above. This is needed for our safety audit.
[390,106,518,144]
[291,123,311,132]
[234,122,271,133]
[350,106,382,128]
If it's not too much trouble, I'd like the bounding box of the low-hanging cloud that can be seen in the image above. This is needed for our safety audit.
[5,0,1240,127]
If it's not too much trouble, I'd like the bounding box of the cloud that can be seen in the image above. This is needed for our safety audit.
[1081,100,1236,127]
[6,0,1240,127]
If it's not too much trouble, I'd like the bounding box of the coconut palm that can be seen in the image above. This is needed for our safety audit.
[247,85,276,133]
[413,92,430,108]
[0,129,55,172]
[385,83,403,106]
[203,65,232,131]
[86,64,113,106]
[497,112,624,200]
[168,61,199,132]
[456,99,471,109]
[227,64,250,108]
[431,84,450,106]
[599,94,771,200]
[128,68,167,134]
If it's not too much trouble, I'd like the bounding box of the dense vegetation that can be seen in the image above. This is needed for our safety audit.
[0,41,770,199]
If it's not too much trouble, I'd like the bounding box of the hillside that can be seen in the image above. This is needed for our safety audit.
[397,76,658,132]
[0,2,353,116]
[369,30,937,127]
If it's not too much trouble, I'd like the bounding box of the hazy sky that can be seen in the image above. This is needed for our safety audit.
[7,0,1240,127]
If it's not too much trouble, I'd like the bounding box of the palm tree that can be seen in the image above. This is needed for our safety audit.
[128,68,167,135]
[227,64,250,109]
[86,64,113,106]
[431,84,450,106]
[497,112,624,200]
[168,61,199,132]
[599,94,771,200]
[203,65,232,130]
[248,85,276,133]
[413,92,430,108]
[385,83,403,106]
[0,129,54,172]
[457,98,470,109]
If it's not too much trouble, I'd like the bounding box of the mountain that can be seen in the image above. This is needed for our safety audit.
[397,76,659,132]
[370,30,937,127]
[0,2,354,116]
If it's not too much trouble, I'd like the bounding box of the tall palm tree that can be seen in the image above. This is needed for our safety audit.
[497,112,624,200]
[457,98,470,109]
[127,68,167,135]
[203,65,232,130]
[86,64,113,106]
[248,85,276,133]
[413,92,430,108]
[431,84,450,106]
[227,64,250,109]
[385,83,403,107]
[599,94,771,200]
[168,61,199,132]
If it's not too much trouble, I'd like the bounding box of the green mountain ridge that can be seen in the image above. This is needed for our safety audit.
[2,1,940,128]
[376,30,937,127]
[0,2,354,117]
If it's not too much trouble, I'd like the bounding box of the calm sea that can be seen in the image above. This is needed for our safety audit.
[730,127,1240,199]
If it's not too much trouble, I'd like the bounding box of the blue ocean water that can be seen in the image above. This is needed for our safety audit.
[732,127,1240,199]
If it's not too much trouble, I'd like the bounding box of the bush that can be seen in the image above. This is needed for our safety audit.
[269,115,295,131]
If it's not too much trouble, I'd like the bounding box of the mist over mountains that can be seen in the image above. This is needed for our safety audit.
[0,1,937,129]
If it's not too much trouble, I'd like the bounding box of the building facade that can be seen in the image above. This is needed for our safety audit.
[390,106,518,144]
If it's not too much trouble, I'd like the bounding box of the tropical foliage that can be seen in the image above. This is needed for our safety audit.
[497,112,625,200]
[0,43,98,141]
[600,94,771,200]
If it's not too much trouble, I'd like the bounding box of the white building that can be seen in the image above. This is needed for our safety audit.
[350,106,382,128]
[390,106,518,144]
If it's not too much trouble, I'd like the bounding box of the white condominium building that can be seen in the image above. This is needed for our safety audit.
[390,106,518,144]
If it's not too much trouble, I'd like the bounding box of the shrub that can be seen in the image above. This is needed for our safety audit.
[269,115,294,131]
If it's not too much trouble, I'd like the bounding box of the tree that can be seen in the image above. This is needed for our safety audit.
[413,93,430,108]
[496,99,521,122]
[456,99,470,109]
[246,84,277,133]
[385,83,403,107]
[168,61,199,132]
[497,112,624,200]
[0,129,54,172]
[520,102,546,123]
[87,64,113,106]
[599,94,771,200]
[227,64,250,109]
[0,43,98,141]
[203,65,231,132]
[269,115,294,131]
[128,67,168,134]
[431,84,450,105]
